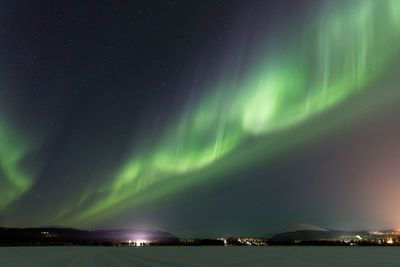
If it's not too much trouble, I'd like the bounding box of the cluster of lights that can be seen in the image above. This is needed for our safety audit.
[369,230,400,236]
[218,237,267,246]
[127,239,148,247]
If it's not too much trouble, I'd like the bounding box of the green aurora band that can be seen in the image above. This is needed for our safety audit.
[60,0,400,225]
[0,118,36,211]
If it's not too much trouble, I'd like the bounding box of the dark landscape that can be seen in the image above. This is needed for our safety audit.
[1,224,399,247]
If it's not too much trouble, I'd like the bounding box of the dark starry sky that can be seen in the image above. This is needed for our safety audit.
[0,0,400,237]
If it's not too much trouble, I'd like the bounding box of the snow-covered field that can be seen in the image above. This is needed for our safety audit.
[0,246,399,266]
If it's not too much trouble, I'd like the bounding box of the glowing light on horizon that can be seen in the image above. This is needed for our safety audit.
[135,240,147,247]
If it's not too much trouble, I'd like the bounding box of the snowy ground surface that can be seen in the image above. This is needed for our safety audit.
[0,246,399,266]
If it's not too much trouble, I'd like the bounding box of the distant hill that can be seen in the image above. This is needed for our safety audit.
[269,229,350,242]
[275,224,329,234]
[0,227,178,244]
[264,224,330,239]
[36,225,71,229]
[267,224,399,242]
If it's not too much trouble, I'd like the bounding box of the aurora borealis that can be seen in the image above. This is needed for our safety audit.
[1,0,400,236]
[0,119,36,210]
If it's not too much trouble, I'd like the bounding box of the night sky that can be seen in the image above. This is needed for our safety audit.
[1,0,400,238]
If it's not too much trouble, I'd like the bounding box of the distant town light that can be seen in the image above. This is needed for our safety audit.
[136,240,147,246]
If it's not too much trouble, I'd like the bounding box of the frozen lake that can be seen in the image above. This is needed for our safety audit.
[0,246,399,266]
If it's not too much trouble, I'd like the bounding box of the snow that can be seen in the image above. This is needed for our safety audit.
[0,246,399,266]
